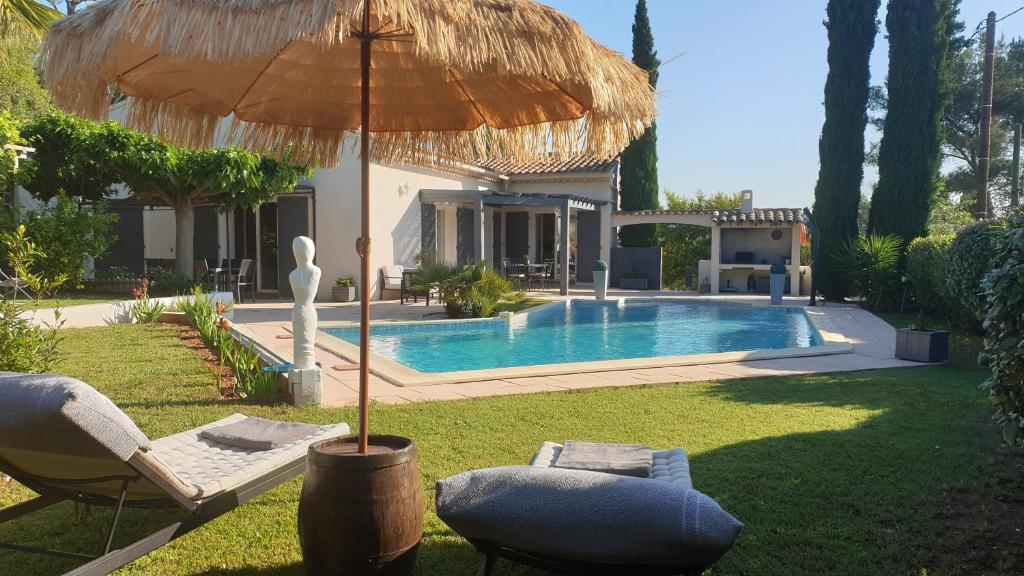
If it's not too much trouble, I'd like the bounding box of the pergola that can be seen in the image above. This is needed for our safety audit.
[611,208,807,295]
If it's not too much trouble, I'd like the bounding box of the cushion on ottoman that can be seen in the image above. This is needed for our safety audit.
[435,465,742,571]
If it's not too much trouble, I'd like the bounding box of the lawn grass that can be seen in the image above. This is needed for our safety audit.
[494,297,553,314]
[18,293,124,309]
[1,323,1021,575]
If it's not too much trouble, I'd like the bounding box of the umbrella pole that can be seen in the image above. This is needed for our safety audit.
[357,0,372,454]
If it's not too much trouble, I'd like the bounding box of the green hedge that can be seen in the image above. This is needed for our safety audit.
[981,213,1024,446]
[906,234,953,315]
[946,221,1002,326]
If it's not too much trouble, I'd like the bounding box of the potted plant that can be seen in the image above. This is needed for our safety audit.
[895,315,950,363]
[332,277,357,302]
[619,265,648,290]
[593,260,609,300]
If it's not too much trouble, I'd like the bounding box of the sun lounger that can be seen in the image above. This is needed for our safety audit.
[0,372,350,576]
[436,441,741,576]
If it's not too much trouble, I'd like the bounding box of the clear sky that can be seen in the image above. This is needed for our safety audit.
[542,0,1024,209]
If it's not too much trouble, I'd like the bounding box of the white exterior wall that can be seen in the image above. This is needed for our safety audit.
[307,156,488,300]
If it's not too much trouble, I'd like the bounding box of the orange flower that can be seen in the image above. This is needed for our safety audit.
[219,318,230,331]
[216,303,227,315]
[132,288,143,299]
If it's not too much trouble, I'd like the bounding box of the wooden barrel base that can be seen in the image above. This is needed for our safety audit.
[298,435,423,576]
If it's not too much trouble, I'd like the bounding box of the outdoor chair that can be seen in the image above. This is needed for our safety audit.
[379,264,404,300]
[436,441,742,576]
[501,259,526,289]
[0,372,350,576]
[400,269,431,305]
[228,259,255,304]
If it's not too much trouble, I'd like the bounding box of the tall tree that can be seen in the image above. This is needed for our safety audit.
[939,37,1024,213]
[20,112,309,277]
[869,0,960,245]
[618,0,660,247]
[0,34,52,122]
[813,0,880,299]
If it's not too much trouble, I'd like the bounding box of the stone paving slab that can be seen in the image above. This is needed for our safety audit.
[232,295,927,408]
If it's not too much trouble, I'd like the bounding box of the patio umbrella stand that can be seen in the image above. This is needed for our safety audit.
[41,0,656,572]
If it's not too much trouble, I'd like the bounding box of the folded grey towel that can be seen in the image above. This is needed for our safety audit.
[199,417,320,450]
[553,440,653,478]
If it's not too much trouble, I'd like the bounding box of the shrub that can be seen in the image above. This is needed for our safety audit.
[835,234,903,310]
[946,221,1002,325]
[21,194,118,291]
[0,225,65,373]
[905,234,953,315]
[181,286,219,344]
[130,279,165,324]
[147,267,210,297]
[231,338,277,402]
[981,213,1024,446]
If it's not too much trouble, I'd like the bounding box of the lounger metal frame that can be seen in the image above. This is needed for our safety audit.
[0,455,306,576]
[471,540,701,576]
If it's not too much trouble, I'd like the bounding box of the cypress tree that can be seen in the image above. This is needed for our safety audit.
[869,0,960,245]
[813,0,880,299]
[618,0,661,247]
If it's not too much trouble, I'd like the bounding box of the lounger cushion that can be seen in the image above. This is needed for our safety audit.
[530,441,693,489]
[199,417,321,450]
[149,413,350,499]
[552,440,653,478]
[0,372,151,461]
[381,265,404,290]
[436,466,740,570]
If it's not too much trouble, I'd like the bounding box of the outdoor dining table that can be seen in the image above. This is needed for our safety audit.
[504,263,550,289]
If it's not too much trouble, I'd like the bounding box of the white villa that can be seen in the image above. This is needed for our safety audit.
[17,148,810,299]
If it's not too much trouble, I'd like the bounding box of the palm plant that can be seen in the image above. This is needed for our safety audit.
[835,234,903,310]
[1,0,60,38]
[412,261,520,318]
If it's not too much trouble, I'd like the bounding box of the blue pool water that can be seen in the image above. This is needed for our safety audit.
[324,301,822,374]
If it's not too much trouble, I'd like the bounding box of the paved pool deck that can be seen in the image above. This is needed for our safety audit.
[231,289,923,407]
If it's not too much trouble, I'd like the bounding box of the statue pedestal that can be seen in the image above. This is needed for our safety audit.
[289,365,323,406]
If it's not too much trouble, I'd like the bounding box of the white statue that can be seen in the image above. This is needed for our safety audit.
[289,236,321,370]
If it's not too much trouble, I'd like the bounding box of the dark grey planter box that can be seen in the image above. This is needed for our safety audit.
[332,286,357,302]
[895,328,950,363]
[619,278,648,290]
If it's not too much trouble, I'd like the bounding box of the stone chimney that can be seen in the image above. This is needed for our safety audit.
[740,189,753,214]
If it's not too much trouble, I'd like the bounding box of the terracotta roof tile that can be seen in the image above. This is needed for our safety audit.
[478,156,617,176]
[612,208,805,225]
[710,209,804,225]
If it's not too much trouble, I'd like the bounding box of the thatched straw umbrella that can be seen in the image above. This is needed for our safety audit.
[40,0,657,455]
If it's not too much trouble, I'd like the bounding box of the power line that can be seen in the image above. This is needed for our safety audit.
[968,4,1024,43]
[996,5,1024,23]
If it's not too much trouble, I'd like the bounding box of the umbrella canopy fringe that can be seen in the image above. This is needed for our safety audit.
[123,97,223,151]
[41,0,657,168]
[43,0,656,117]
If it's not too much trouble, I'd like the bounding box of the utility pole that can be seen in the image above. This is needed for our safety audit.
[1013,123,1022,210]
[977,11,997,219]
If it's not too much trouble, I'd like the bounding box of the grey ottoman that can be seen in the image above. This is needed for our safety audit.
[436,442,742,575]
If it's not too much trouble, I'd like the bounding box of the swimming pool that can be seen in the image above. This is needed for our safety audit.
[323,300,822,374]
